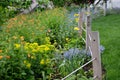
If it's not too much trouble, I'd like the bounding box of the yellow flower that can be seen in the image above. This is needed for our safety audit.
[32,49,38,53]
[74,27,80,30]
[45,46,50,51]
[66,38,69,41]
[14,44,21,49]
[74,13,79,17]
[24,60,31,68]
[40,59,45,65]
[24,60,27,64]
[29,45,33,49]
[31,56,36,59]
[32,42,38,47]
[75,18,79,22]
[24,43,30,50]
[26,63,31,68]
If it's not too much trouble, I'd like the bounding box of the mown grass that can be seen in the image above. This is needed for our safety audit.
[92,14,120,80]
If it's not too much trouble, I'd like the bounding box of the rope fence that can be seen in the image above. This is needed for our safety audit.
[62,58,96,80]
[62,6,102,80]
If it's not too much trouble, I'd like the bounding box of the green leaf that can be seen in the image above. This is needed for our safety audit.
[66,75,76,80]
[21,72,27,75]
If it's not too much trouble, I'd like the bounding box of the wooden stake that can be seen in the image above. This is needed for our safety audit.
[91,31,102,80]
[86,12,91,51]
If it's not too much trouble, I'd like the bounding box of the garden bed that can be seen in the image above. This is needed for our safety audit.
[0,8,98,80]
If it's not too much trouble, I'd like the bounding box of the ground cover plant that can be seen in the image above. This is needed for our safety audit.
[0,8,93,80]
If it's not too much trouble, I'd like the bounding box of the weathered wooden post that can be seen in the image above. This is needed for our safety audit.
[85,6,102,80]
[86,6,91,51]
[78,8,86,36]
[91,31,102,80]
[78,9,83,35]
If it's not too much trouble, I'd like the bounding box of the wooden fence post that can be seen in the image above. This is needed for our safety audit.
[78,8,86,35]
[86,7,91,51]
[79,6,102,80]
[78,9,83,35]
[91,31,102,80]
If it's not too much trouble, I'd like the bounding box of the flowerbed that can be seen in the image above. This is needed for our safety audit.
[0,8,92,80]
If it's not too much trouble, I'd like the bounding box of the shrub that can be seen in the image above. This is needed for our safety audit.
[51,0,95,7]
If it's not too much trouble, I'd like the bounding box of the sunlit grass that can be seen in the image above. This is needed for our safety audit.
[92,14,120,80]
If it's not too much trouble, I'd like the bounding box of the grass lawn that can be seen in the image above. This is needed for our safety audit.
[92,14,120,80]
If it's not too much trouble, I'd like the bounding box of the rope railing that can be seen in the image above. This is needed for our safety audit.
[89,46,93,56]
[88,34,92,41]
[61,58,96,80]
[81,36,86,43]
[81,26,86,32]
[93,76,97,79]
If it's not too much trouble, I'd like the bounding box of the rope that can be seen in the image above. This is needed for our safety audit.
[81,26,86,32]
[81,36,86,43]
[89,46,93,56]
[93,76,97,79]
[61,58,96,80]
[88,34,92,41]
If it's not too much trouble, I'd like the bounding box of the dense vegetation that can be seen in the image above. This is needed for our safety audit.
[0,8,94,80]
[0,0,114,79]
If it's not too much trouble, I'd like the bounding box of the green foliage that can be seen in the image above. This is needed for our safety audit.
[0,8,91,79]
[0,0,50,9]
[58,55,92,77]
[66,75,93,80]
[51,0,95,7]
[0,5,17,26]
[0,0,51,23]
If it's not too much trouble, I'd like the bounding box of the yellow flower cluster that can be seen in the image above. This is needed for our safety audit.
[27,54,36,59]
[65,38,70,42]
[74,13,79,17]
[14,37,54,53]
[14,44,21,49]
[40,59,50,65]
[74,27,80,31]
[74,13,79,23]
[75,18,79,23]
[24,60,31,68]
[24,42,54,53]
